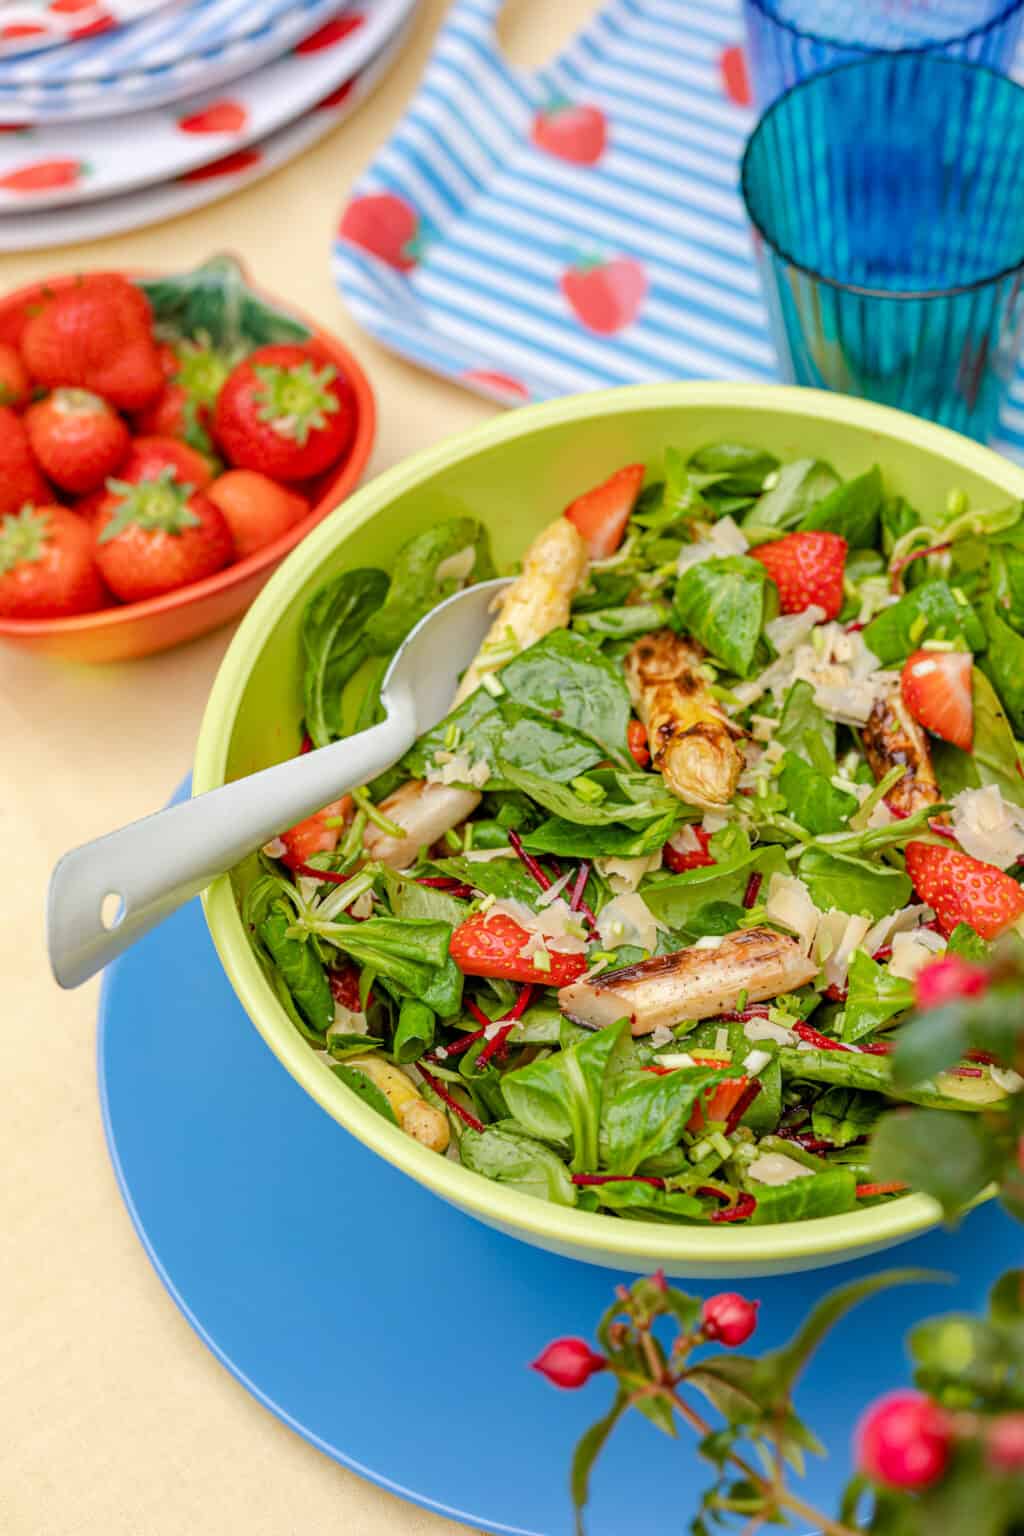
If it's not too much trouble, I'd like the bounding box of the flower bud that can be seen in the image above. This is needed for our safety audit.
[531,1337,607,1389]
[701,1292,759,1347]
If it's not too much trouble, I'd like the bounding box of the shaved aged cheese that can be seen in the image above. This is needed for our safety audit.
[675,515,749,574]
[822,914,872,991]
[744,1016,797,1045]
[434,545,476,584]
[951,785,1024,869]
[597,892,663,953]
[764,873,820,952]
[747,1152,814,1186]
[595,848,663,894]
[889,928,947,980]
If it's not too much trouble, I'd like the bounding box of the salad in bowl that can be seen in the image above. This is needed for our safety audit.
[239,419,1024,1233]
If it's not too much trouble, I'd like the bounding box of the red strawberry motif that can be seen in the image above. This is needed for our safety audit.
[1,23,48,39]
[70,14,114,38]
[720,45,752,107]
[904,842,1024,940]
[462,368,530,402]
[339,192,421,271]
[49,0,98,12]
[178,147,261,182]
[749,530,848,620]
[0,158,85,192]
[295,14,363,53]
[178,100,248,134]
[316,77,357,111]
[560,256,647,334]
[531,102,607,165]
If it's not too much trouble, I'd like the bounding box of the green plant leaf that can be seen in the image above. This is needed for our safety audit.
[258,906,333,1035]
[522,808,679,859]
[459,1121,577,1205]
[673,555,767,677]
[301,568,389,748]
[774,678,836,763]
[642,840,788,929]
[602,1067,726,1175]
[799,464,882,549]
[980,598,1024,736]
[862,579,986,666]
[139,254,311,350]
[393,999,435,1063]
[811,1086,888,1147]
[744,458,839,532]
[870,1109,999,1218]
[363,518,493,655]
[572,601,672,640]
[503,1019,628,1171]
[499,628,634,766]
[932,668,1024,808]
[571,1391,629,1536]
[796,847,912,919]
[748,1168,858,1223]
[777,751,857,835]
[330,1063,399,1125]
[841,951,915,1043]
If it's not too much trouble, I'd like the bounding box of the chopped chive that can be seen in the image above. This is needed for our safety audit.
[352,786,405,837]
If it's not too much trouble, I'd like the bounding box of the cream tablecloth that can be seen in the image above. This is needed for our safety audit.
[0,2,602,1529]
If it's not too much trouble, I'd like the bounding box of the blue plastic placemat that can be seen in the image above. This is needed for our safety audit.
[97,778,1023,1536]
[332,0,1024,462]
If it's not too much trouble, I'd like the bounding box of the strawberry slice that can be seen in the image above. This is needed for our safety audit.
[279,798,351,869]
[564,463,645,558]
[449,911,587,986]
[900,649,973,751]
[905,841,1024,939]
[687,1076,749,1134]
[749,530,847,620]
[663,826,715,872]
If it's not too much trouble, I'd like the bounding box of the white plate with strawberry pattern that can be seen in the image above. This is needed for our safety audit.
[0,0,414,208]
[0,13,410,249]
[0,0,173,62]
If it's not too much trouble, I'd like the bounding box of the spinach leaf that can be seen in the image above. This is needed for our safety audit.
[932,668,1024,809]
[258,906,334,1035]
[379,866,469,927]
[499,629,633,766]
[327,1033,384,1061]
[429,854,540,905]
[673,555,767,676]
[811,1086,886,1147]
[797,847,912,919]
[603,1068,725,1175]
[459,1121,577,1205]
[363,519,493,654]
[393,999,435,1063]
[502,1019,627,1171]
[677,900,747,942]
[981,599,1024,736]
[881,496,922,553]
[749,1168,857,1223]
[321,916,462,1015]
[799,465,882,549]
[402,687,604,789]
[688,441,778,492]
[744,458,839,532]
[777,751,857,834]
[870,1109,998,1221]
[774,679,836,764]
[302,568,389,748]
[330,1063,399,1125]
[590,1182,704,1221]
[862,579,986,666]
[572,601,672,640]
[840,951,914,1042]
[643,841,788,928]
[947,923,989,962]
[522,807,680,859]
[990,547,1024,632]
[498,761,679,827]
[572,571,636,612]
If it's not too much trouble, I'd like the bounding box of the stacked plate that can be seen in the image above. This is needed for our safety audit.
[0,0,418,249]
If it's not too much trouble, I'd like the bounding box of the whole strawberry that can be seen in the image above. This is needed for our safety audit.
[21,274,164,412]
[25,388,130,494]
[749,530,848,620]
[0,341,30,408]
[0,404,51,514]
[94,467,234,602]
[0,504,104,618]
[118,434,214,491]
[135,337,231,454]
[214,343,357,481]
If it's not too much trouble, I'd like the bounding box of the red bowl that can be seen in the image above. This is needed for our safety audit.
[0,257,376,663]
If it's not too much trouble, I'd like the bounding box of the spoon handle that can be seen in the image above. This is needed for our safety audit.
[47,704,414,990]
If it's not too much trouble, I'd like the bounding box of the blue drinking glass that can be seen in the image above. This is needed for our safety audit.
[744,0,1024,107]
[740,53,1024,442]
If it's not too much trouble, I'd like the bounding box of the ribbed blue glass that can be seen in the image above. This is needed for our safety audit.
[743,0,1024,107]
[740,54,1024,443]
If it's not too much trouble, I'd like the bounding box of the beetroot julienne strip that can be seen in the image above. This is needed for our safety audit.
[794,1021,853,1052]
[294,863,351,885]
[568,861,599,931]
[743,871,763,909]
[507,829,552,892]
[724,1078,763,1135]
[416,1062,485,1132]
[698,1189,757,1223]
[713,1005,770,1023]
[417,876,475,897]
[889,541,952,590]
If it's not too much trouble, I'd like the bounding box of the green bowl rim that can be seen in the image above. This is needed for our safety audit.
[195,382,1024,1265]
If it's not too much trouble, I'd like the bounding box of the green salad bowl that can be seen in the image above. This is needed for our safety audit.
[196,383,1024,1279]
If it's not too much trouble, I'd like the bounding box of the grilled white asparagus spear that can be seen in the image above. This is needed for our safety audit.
[364,780,481,869]
[558,927,817,1036]
[454,515,588,703]
[861,684,943,817]
[624,629,744,806]
[344,1055,450,1153]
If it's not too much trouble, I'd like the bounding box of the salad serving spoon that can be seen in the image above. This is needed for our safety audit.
[47,576,511,990]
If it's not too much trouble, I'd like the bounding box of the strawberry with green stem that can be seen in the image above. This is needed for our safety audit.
[560,251,647,334]
[0,404,50,513]
[94,467,234,602]
[0,503,103,617]
[25,387,130,494]
[339,192,426,271]
[531,98,607,165]
[214,343,357,481]
[135,334,232,455]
